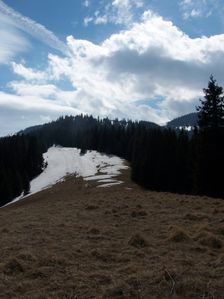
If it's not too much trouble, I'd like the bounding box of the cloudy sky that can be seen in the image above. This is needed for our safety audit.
[0,0,224,135]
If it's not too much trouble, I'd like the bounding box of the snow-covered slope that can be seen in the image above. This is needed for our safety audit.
[6,147,128,206]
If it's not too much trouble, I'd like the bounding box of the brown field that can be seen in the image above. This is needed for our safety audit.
[0,168,224,299]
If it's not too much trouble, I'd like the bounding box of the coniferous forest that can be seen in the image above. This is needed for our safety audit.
[0,76,223,206]
[0,135,44,206]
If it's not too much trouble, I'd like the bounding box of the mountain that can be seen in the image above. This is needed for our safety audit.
[167,112,198,128]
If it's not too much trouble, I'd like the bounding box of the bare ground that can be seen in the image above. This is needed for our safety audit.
[1,168,224,299]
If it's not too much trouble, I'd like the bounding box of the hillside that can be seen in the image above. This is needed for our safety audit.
[1,112,224,207]
[167,112,198,128]
[1,166,224,299]
[8,146,128,206]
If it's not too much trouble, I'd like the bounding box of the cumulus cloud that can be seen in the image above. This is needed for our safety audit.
[0,0,67,55]
[2,8,224,134]
[62,11,224,110]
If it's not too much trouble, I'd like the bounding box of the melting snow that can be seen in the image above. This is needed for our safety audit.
[5,146,128,207]
[84,174,116,181]
[97,179,117,183]
[98,181,123,188]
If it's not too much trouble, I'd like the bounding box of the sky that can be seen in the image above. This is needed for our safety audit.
[1,0,224,136]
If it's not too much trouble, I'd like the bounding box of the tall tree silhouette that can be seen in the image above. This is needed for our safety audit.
[195,75,224,197]
[197,75,224,129]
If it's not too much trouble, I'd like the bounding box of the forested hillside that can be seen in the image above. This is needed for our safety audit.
[167,112,198,128]
[25,110,223,199]
[0,117,158,207]
[0,135,44,206]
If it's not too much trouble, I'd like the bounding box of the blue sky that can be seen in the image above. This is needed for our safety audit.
[0,0,224,136]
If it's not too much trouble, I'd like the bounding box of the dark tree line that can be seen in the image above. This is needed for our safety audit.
[0,134,44,206]
[25,114,159,161]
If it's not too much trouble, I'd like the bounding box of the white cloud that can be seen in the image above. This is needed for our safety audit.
[181,0,192,5]
[83,0,90,7]
[111,0,134,25]
[2,8,224,134]
[94,15,108,25]
[189,9,201,18]
[48,11,224,119]
[0,13,29,64]
[84,16,94,27]
[0,0,67,54]
[0,91,80,115]
[112,0,144,25]
[9,82,58,98]
[12,62,46,81]
[179,0,219,19]
[84,0,145,27]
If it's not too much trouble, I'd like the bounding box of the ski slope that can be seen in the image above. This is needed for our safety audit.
[6,147,128,206]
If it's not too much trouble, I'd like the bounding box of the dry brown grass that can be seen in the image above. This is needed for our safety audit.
[128,233,149,248]
[0,169,224,298]
[168,226,191,243]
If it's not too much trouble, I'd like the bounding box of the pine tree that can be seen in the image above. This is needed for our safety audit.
[194,75,224,197]
[197,75,224,129]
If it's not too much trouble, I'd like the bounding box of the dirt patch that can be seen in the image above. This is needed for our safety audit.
[3,259,24,276]
[195,232,223,249]
[131,210,148,218]
[128,233,149,248]
[168,227,191,243]
[102,285,126,299]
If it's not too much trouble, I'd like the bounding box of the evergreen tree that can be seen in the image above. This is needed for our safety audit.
[197,75,224,129]
[194,75,224,197]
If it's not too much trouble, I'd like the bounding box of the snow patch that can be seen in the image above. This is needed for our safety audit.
[98,181,123,188]
[5,146,128,207]
[98,179,117,183]
[85,174,116,181]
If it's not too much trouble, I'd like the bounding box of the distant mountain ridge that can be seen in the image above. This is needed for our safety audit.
[167,112,198,128]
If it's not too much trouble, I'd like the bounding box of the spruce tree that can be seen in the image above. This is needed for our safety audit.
[197,75,224,129]
[194,75,224,197]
